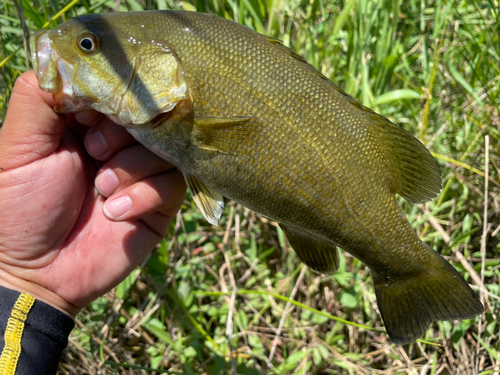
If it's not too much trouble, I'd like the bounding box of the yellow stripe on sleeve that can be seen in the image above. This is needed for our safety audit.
[0,293,35,375]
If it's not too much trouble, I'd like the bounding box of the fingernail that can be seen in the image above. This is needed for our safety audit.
[85,129,109,159]
[75,109,102,125]
[103,195,132,220]
[95,169,119,197]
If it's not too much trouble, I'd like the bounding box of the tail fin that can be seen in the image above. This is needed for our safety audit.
[374,249,483,345]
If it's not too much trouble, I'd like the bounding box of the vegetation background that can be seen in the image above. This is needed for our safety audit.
[1,0,499,373]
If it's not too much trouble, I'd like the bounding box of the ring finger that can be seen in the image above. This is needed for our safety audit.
[102,168,186,226]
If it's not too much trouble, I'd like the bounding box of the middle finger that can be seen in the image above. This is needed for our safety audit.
[95,143,176,197]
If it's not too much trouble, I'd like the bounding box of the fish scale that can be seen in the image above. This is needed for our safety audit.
[31,10,483,344]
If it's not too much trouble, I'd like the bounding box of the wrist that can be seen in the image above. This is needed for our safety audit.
[0,271,80,319]
[0,283,76,374]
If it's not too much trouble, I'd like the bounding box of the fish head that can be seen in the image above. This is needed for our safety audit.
[30,13,189,127]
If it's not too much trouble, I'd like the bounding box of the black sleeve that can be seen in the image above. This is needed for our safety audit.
[0,285,75,375]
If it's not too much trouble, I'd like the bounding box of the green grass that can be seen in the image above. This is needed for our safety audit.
[1,0,500,373]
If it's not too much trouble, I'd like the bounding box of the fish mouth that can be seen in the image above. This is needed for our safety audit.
[30,30,49,82]
[31,30,86,113]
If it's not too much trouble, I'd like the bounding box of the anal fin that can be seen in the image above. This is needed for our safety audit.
[183,172,224,225]
[280,225,339,274]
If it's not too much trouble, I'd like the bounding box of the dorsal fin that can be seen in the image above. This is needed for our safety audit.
[268,37,440,204]
[370,112,441,203]
[265,37,329,81]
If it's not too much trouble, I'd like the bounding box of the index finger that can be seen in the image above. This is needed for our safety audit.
[0,71,68,171]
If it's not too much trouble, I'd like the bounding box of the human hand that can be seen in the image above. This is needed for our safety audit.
[0,71,186,317]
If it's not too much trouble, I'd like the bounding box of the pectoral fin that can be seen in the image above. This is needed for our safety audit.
[192,117,260,154]
[183,173,224,225]
[281,225,339,274]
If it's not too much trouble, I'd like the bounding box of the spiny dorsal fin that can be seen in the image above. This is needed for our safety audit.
[183,172,224,225]
[192,116,260,154]
[281,225,339,274]
[368,112,441,203]
[266,37,384,114]
[265,37,329,81]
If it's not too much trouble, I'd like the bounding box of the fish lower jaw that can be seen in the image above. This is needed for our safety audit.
[52,91,87,113]
[52,94,62,112]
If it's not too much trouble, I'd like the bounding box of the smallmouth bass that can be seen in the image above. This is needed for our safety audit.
[30,11,483,344]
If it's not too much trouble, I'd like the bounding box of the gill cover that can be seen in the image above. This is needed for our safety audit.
[105,45,189,126]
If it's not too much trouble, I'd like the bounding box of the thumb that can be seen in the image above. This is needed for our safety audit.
[0,71,68,171]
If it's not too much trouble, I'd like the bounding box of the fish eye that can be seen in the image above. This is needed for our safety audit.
[77,33,99,53]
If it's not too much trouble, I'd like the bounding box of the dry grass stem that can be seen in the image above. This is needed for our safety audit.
[268,266,307,363]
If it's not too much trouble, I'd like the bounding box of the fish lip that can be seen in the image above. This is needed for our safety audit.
[29,31,39,74]
[32,28,86,113]
[32,30,62,94]
[52,94,63,112]
[53,90,87,113]
[31,30,50,81]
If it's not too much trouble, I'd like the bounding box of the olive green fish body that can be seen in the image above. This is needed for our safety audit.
[31,11,483,344]
[127,12,426,273]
